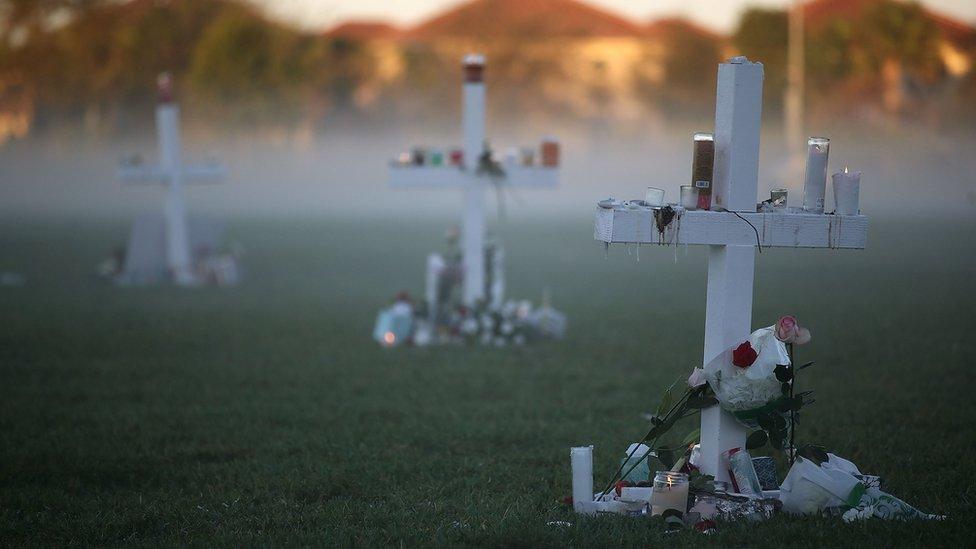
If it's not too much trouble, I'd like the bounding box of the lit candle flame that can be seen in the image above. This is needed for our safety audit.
[383,331,396,345]
[844,166,849,174]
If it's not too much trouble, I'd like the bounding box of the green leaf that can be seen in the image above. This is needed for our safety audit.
[681,428,701,447]
[781,382,791,395]
[656,382,676,418]
[769,429,784,450]
[746,430,768,450]
[657,447,675,469]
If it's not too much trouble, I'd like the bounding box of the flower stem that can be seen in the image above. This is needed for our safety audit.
[788,342,797,466]
[596,389,694,500]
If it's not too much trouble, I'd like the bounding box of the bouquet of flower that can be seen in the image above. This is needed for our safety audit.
[689,316,813,450]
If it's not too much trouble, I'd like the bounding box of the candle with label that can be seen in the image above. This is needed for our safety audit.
[802,137,830,213]
[832,166,861,215]
[691,133,715,210]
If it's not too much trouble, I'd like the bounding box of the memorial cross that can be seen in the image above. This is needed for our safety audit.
[594,57,868,483]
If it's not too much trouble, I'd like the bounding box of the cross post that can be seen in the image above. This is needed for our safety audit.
[389,54,560,306]
[594,57,868,485]
[117,73,225,286]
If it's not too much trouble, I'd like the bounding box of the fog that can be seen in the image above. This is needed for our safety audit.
[2,122,975,224]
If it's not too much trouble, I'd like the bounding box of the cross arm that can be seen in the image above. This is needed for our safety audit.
[116,162,226,185]
[389,164,559,189]
[595,205,868,249]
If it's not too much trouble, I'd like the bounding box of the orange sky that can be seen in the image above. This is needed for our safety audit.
[250,0,976,33]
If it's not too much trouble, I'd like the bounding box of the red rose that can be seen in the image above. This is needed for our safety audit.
[732,341,758,368]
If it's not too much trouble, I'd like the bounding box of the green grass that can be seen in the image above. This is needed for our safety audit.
[1,213,974,546]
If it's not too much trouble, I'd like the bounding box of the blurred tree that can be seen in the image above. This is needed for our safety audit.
[733,8,788,112]
[662,25,722,112]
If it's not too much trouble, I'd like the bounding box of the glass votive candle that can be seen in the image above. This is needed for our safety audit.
[770,188,788,212]
[680,185,699,210]
[429,149,444,167]
[650,471,689,516]
[802,137,830,213]
[645,187,665,207]
[540,137,560,167]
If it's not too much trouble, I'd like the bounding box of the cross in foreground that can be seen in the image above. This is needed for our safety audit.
[117,73,226,286]
[594,57,868,483]
[389,54,561,306]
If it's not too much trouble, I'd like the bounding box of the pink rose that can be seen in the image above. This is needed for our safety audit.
[775,315,811,345]
[687,367,707,388]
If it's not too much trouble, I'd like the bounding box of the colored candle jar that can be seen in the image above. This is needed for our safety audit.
[691,132,714,210]
[541,137,560,167]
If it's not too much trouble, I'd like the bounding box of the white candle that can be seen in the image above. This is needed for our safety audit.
[680,185,699,210]
[802,137,830,213]
[650,471,689,516]
[571,446,594,513]
[832,167,861,215]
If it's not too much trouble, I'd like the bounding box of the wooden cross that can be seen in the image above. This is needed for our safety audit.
[389,54,560,306]
[594,57,868,483]
[117,73,225,286]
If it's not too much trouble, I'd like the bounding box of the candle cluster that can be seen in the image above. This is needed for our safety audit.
[394,138,560,169]
[797,136,861,215]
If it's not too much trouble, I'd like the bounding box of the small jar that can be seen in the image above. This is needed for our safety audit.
[770,188,788,212]
[644,187,665,207]
[680,185,699,210]
[650,471,689,516]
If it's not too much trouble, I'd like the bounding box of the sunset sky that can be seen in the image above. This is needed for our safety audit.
[251,0,976,32]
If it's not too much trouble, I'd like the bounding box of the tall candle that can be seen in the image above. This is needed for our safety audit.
[571,446,594,513]
[802,137,830,213]
[691,133,714,210]
[832,167,861,215]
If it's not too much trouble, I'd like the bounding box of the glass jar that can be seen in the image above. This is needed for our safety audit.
[650,471,689,516]
[691,132,714,210]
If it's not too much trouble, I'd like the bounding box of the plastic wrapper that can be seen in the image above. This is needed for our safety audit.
[705,326,790,428]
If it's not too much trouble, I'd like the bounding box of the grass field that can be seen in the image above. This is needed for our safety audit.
[1,213,974,546]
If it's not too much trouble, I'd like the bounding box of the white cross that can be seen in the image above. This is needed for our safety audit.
[389,54,560,306]
[117,73,225,286]
[594,57,868,484]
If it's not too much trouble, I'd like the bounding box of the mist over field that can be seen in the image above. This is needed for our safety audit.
[3,124,975,226]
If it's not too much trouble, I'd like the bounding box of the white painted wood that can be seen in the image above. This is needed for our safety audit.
[591,56,868,492]
[594,207,868,249]
[462,79,487,305]
[117,163,224,184]
[388,54,560,306]
[698,59,766,483]
[388,165,558,189]
[712,58,764,211]
[118,96,226,287]
[158,104,194,286]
